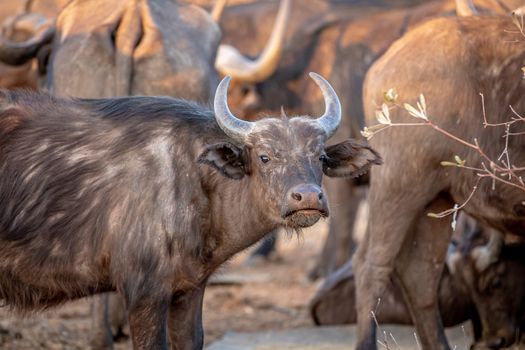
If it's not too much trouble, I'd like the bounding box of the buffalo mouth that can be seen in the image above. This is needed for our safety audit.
[284,209,327,228]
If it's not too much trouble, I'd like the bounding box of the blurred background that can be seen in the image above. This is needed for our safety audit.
[0,0,523,349]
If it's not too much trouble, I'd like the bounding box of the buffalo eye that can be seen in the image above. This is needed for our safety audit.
[241,85,251,96]
[490,278,502,290]
[259,155,270,163]
[319,154,328,162]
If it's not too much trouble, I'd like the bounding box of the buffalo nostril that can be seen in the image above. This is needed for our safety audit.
[291,192,302,201]
[318,192,323,200]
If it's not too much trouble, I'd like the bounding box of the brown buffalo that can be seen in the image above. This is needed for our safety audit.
[354,6,525,350]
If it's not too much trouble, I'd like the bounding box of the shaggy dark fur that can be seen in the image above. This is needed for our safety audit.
[0,90,380,349]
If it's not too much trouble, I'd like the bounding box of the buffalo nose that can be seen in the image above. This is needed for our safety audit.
[284,184,328,227]
[288,184,324,206]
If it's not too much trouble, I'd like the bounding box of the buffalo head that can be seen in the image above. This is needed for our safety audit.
[202,72,382,229]
[448,221,525,349]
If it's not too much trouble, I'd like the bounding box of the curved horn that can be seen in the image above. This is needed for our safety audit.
[215,0,291,83]
[3,13,49,35]
[214,76,255,142]
[471,229,502,272]
[455,0,478,16]
[0,14,54,66]
[309,72,341,138]
[211,0,228,22]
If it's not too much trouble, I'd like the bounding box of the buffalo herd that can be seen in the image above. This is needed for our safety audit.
[0,0,523,349]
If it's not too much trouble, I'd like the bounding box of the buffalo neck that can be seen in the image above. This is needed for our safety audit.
[202,170,279,269]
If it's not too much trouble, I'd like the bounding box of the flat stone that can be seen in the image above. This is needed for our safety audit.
[208,272,273,286]
[206,326,353,350]
[206,324,474,350]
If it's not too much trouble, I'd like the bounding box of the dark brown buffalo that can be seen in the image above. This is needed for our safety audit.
[311,215,525,347]
[217,0,521,278]
[0,1,224,347]
[355,8,525,350]
[448,221,525,349]
[0,0,292,347]
[457,243,525,349]
[0,73,381,349]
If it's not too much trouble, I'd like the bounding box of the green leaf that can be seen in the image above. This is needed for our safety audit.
[441,161,459,167]
[419,94,427,114]
[361,127,374,140]
[454,155,466,166]
[403,103,427,121]
[403,103,419,116]
[384,88,398,103]
[375,103,391,125]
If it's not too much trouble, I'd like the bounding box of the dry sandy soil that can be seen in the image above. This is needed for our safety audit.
[0,223,328,349]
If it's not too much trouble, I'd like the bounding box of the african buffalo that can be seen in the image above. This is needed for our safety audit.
[0,73,380,349]
[217,0,520,278]
[311,214,525,347]
[354,7,525,350]
[0,0,290,100]
[448,224,525,348]
[0,0,292,346]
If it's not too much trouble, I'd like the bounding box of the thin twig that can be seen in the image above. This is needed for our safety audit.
[429,177,482,218]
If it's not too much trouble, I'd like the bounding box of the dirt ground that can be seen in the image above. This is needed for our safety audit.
[0,223,327,349]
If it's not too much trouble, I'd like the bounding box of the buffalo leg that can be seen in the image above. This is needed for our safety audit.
[310,179,363,279]
[250,230,278,259]
[108,293,128,341]
[90,293,114,350]
[353,173,446,350]
[394,196,453,350]
[168,285,206,350]
[127,295,170,350]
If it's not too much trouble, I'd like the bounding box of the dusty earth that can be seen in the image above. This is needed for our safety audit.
[0,223,327,349]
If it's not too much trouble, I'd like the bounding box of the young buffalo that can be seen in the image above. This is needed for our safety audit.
[0,73,381,349]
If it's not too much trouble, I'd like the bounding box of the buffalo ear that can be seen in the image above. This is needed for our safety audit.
[198,143,249,180]
[322,139,382,178]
